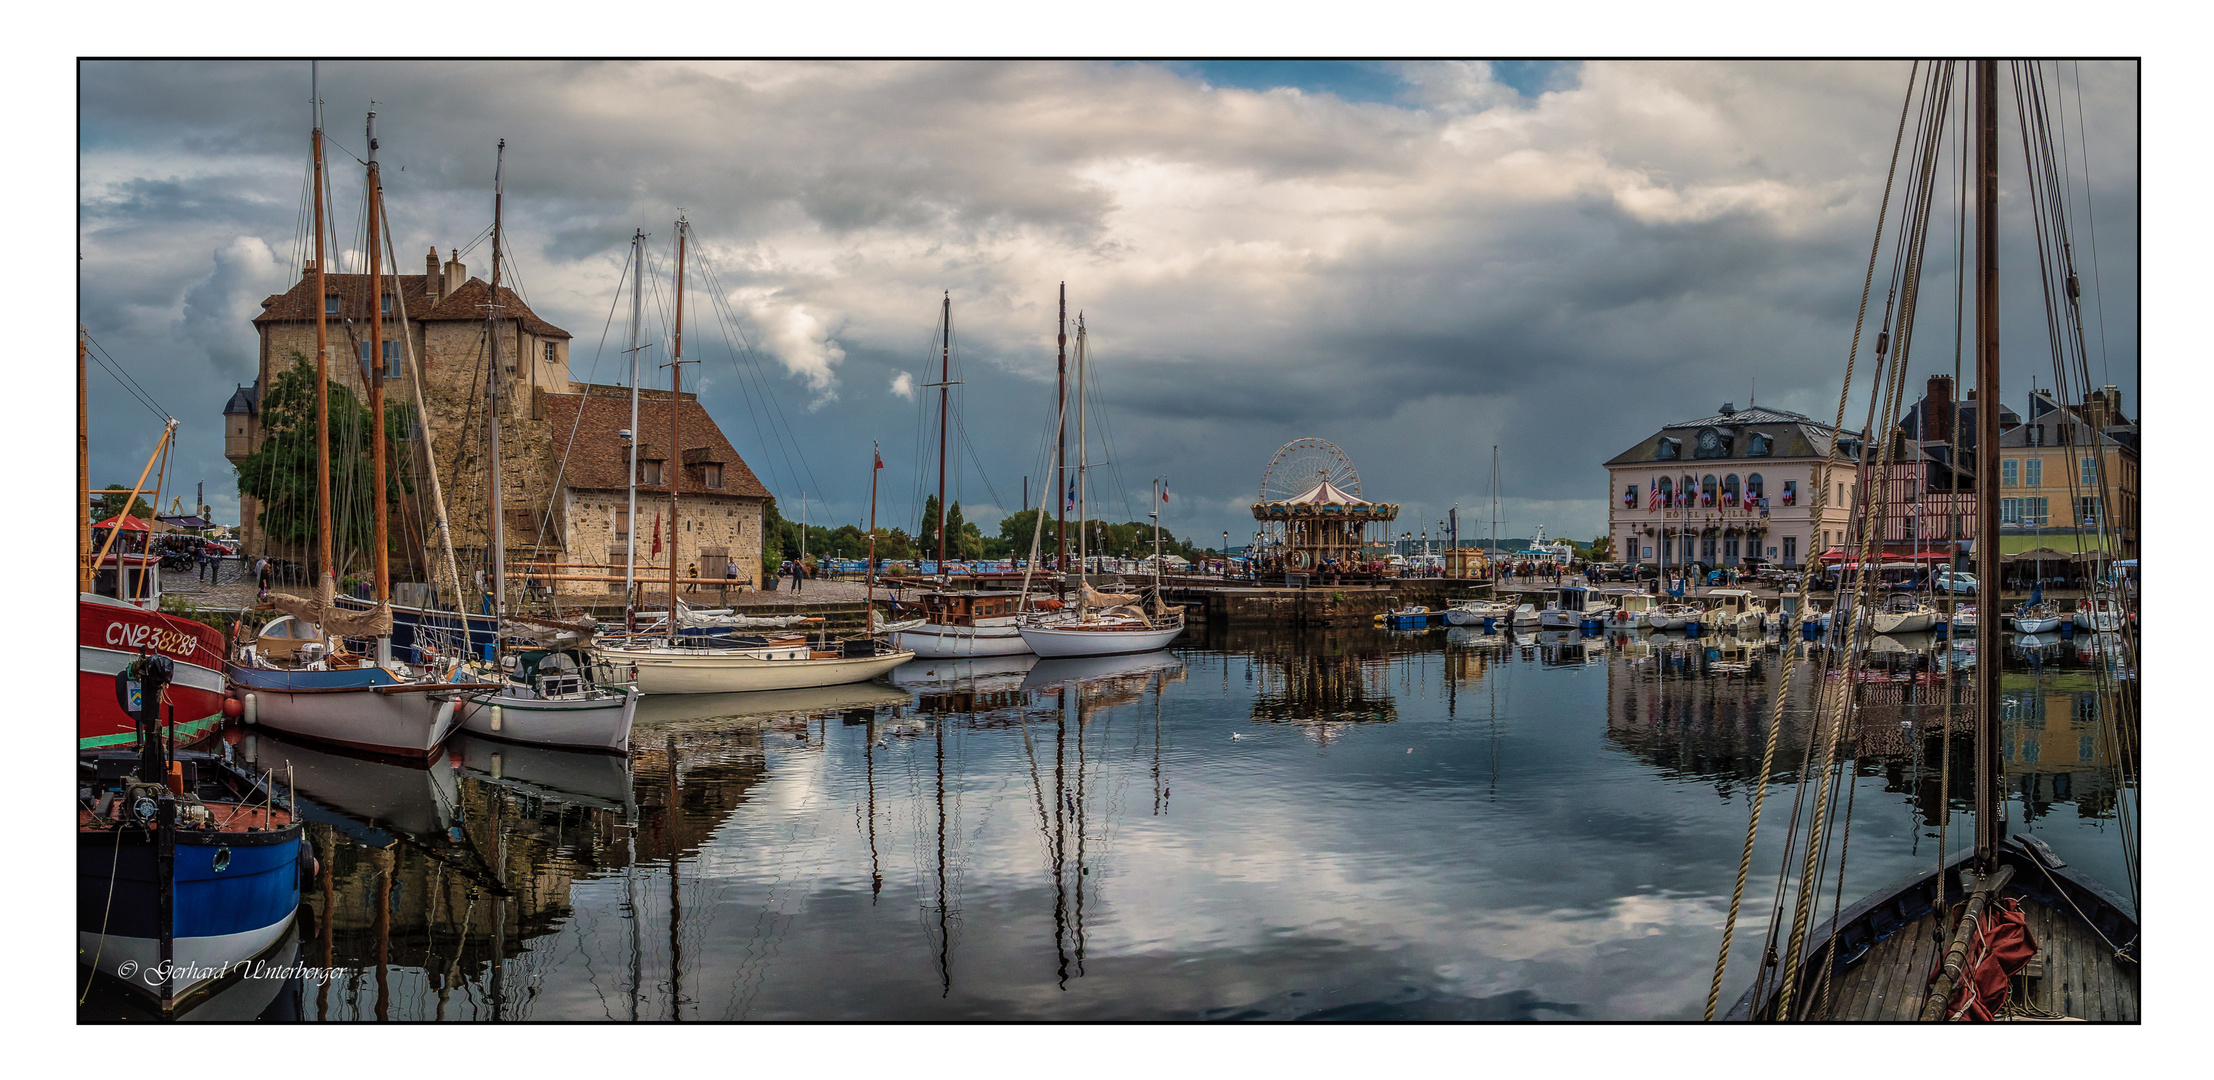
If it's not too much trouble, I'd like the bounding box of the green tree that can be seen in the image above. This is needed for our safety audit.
[232,353,416,564]
[95,484,154,522]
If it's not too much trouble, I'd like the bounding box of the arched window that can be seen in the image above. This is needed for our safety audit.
[1657,476,1674,506]
[1701,475,1718,506]
[1681,475,1696,506]
[1747,473,1765,500]
[1722,473,1740,505]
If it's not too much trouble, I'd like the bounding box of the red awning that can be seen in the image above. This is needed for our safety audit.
[92,514,151,531]
[1818,548,1847,562]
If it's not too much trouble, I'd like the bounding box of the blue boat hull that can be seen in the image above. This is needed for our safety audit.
[78,824,304,1007]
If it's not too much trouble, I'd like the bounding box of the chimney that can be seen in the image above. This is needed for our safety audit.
[425,246,442,303]
[1965,387,1976,400]
[1924,374,1953,442]
[442,249,466,300]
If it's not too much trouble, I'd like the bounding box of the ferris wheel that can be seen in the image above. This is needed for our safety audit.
[1259,438,1361,503]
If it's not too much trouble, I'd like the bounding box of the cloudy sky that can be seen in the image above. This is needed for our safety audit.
[76,59,2138,550]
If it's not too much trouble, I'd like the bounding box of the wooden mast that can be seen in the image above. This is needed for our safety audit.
[366,110,390,655]
[1075,314,1088,617]
[312,66,334,599]
[667,218,687,643]
[936,292,951,570]
[488,139,507,641]
[867,440,880,613]
[1972,59,2004,869]
[626,229,645,629]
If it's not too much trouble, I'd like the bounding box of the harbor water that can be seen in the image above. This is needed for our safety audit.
[82,622,2137,1021]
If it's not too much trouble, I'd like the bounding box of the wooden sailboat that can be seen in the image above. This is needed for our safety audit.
[450,140,637,753]
[889,293,1039,658]
[595,218,912,693]
[227,94,474,760]
[1714,61,2136,1022]
[1018,314,1184,658]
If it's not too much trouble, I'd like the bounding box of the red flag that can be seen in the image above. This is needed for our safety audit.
[652,512,663,556]
[874,444,883,470]
[1161,483,1169,502]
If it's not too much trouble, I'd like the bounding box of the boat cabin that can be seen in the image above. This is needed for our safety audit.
[1613,592,1660,615]
[919,590,1024,626]
[1706,589,1757,616]
[1553,585,1598,612]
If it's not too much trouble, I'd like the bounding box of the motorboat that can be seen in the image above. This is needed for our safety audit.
[1537,585,1616,629]
[1443,596,1514,626]
[2073,596,2124,632]
[80,592,229,751]
[1701,589,1767,634]
[1950,603,1978,633]
[1603,591,1661,631]
[1508,603,1541,626]
[1646,602,1706,631]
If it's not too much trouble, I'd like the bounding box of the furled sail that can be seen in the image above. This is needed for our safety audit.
[265,580,393,641]
[1083,583,1141,608]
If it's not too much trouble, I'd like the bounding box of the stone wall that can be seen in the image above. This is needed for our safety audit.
[557,491,765,596]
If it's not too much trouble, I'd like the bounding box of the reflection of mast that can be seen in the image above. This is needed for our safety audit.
[934,715,952,995]
[666,732,682,1021]
[1051,690,1070,988]
[489,791,505,1021]
[626,753,642,1021]
[316,830,335,1020]
[1152,673,1165,815]
[372,845,392,1021]
[865,716,882,900]
[1073,683,1089,975]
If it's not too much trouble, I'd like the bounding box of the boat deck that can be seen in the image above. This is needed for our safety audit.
[1807,893,2138,1021]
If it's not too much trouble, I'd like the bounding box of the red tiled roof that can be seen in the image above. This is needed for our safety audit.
[539,389,769,499]
[253,272,571,339]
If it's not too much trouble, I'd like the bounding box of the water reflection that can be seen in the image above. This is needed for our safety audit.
[154,617,2135,1021]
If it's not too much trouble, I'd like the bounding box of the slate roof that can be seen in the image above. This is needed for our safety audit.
[222,383,260,416]
[539,388,770,499]
[1604,405,1862,467]
[1997,389,2138,452]
[253,272,570,339]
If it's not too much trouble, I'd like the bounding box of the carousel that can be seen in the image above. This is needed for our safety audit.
[1250,438,1399,577]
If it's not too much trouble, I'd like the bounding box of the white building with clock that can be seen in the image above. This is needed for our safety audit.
[1603,404,1865,572]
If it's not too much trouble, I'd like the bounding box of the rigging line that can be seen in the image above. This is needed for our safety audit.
[700,259,833,512]
[521,243,631,569]
[677,249,802,505]
[2067,61,2116,390]
[1713,58,1925,1023]
[84,346,171,426]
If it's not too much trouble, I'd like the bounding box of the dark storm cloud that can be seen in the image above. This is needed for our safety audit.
[78,59,2137,543]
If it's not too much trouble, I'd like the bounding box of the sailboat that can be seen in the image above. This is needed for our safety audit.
[1713,61,2136,1021]
[1017,313,1184,659]
[594,218,913,692]
[888,292,1044,658]
[226,95,477,760]
[449,140,637,753]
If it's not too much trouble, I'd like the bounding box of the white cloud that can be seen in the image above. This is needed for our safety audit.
[889,372,914,399]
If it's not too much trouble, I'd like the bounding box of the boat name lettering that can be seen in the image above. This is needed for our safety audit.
[105,620,199,659]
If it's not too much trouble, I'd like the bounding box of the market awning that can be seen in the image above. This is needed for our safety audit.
[2003,547,2088,563]
[157,514,214,530]
[93,514,151,531]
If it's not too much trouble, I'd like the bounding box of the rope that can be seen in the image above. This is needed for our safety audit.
[1713,61,1925,1023]
[79,814,129,1005]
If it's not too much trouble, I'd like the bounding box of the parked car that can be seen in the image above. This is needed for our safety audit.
[1934,570,1977,594]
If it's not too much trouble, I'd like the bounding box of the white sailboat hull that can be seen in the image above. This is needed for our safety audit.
[890,620,1033,658]
[2072,605,2123,632]
[1018,622,1183,659]
[2013,614,2063,634]
[227,669,461,759]
[1870,610,1936,635]
[455,686,640,754]
[597,644,914,695]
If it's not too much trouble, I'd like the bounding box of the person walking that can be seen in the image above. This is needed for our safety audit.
[685,561,698,595]
[791,558,805,593]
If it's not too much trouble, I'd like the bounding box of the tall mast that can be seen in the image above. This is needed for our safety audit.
[626,229,645,628]
[488,139,507,631]
[366,110,390,635]
[1067,316,1076,610]
[867,440,880,613]
[1971,59,2003,869]
[1152,475,1162,590]
[667,217,688,644]
[936,291,951,570]
[1056,283,1067,590]
[312,65,334,598]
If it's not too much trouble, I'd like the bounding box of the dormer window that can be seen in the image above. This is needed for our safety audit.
[1747,432,1773,457]
[325,294,340,315]
[1656,436,1681,460]
[380,293,393,316]
[703,464,723,489]
[640,460,664,486]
